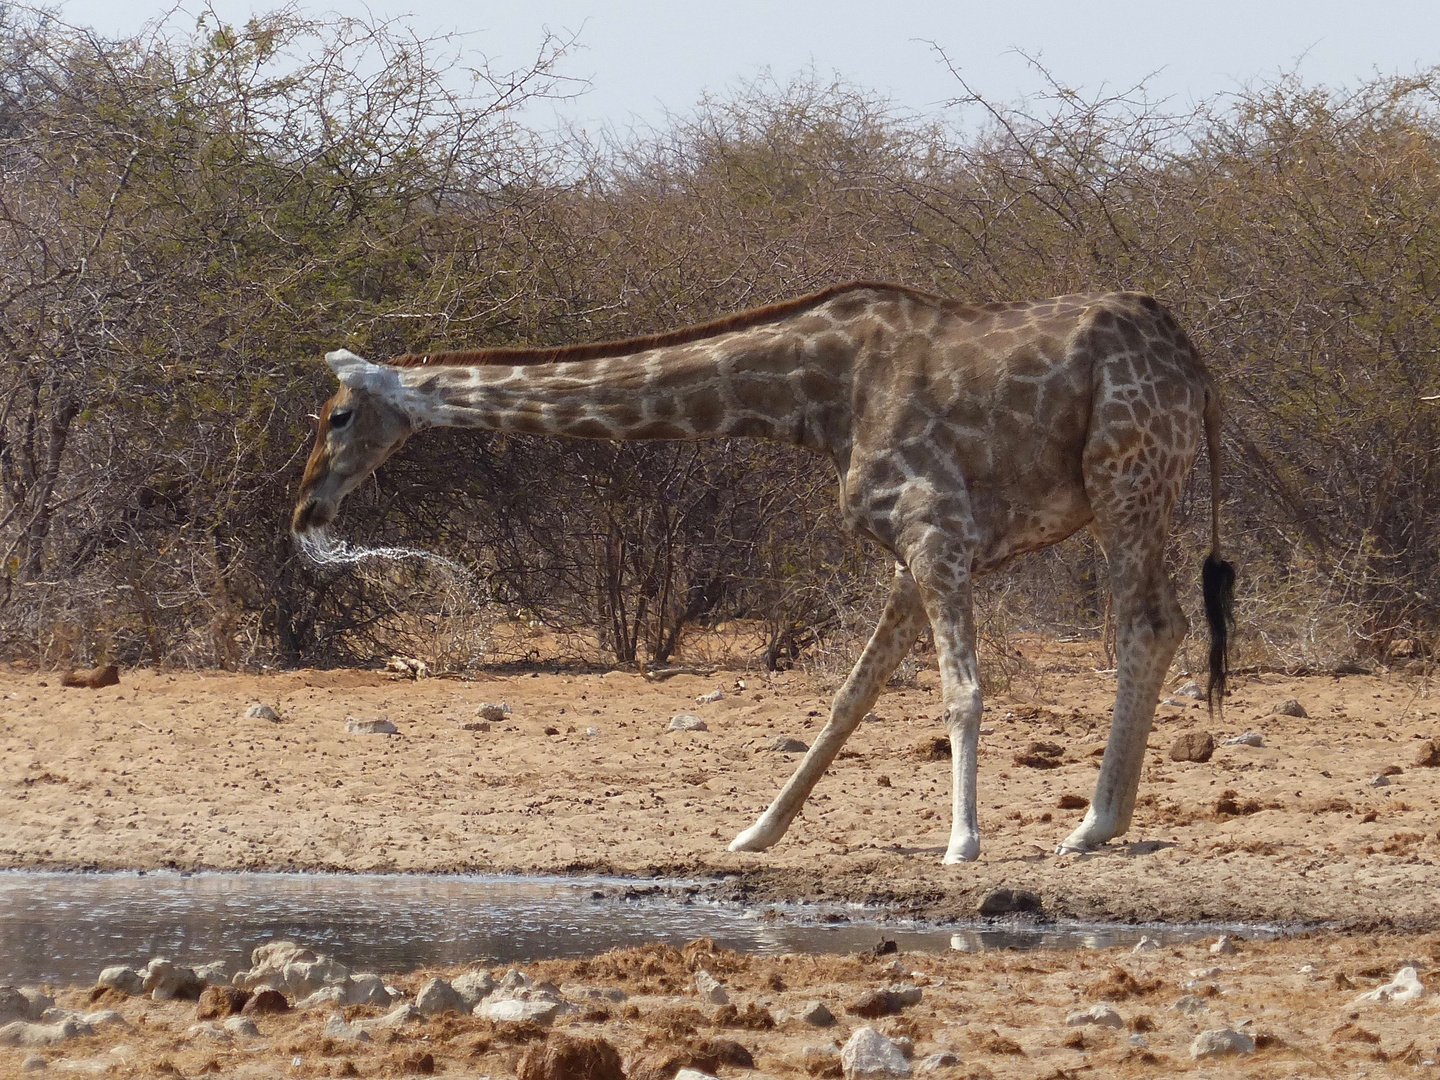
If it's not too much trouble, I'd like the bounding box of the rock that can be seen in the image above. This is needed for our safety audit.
[1369,773,1392,787]
[241,988,289,1016]
[919,1051,961,1072]
[142,959,203,1001]
[453,971,497,1010]
[193,961,229,986]
[196,985,249,1018]
[359,1003,419,1031]
[841,1026,912,1077]
[1223,731,1264,747]
[1172,994,1209,1014]
[1175,680,1205,699]
[0,988,39,1023]
[892,1036,914,1059]
[1169,731,1215,763]
[223,1016,259,1037]
[630,1049,722,1080]
[1273,698,1308,717]
[695,689,724,705]
[415,977,463,1016]
[557,983,624,1004]
[848,987,919,1018]
[80,1010,126,1029]
[233,941,350,997]
[477,702,510,722]
[0,1019,93,1047]
[462,720,491,732]
[1013,740,1065,768]
[699,1037,754,1067]
[1210,935,1238,955]
[1355,966,1425,1004]
[516,1033,625,1080]
[95,966,145,997]
[1057,793,1089,810]
[669,713,708,731]
[186,1022,229,1041]
[323,1013,371,1043]
[476,997,560,1024]
[1066,1003,1124,1028]
[498,968,531,990]
[673,1071,721,1080]
[60,665,119,689]
[769,736,809,753]
[977,887,1043,916]
[693,969,729,1005]
[1190,1028,1255,1058]
[344,715,397,735]
[244,702,280,722]
[1414,739,1440,767]
[20,1054,45,1072]
[1132,936,1160,953]
[800,1000,835,1026]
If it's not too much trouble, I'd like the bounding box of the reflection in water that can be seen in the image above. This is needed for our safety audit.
[0,871,1278,985]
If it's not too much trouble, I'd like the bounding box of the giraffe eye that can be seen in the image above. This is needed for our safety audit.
[329,408,353,430]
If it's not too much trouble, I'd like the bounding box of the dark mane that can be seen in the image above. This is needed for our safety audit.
[386,281,943,368]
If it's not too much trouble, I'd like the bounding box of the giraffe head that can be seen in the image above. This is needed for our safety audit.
[291,350,413,535]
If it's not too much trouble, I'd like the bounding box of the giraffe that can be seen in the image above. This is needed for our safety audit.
[291,281,1234,862]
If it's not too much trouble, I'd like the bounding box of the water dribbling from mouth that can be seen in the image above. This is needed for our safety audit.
[297,529,471,578]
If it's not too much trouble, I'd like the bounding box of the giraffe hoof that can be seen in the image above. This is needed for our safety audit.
[943,837,980,864]
[728,822,781,853]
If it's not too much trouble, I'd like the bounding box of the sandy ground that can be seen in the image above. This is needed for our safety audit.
[2,642,1439,925]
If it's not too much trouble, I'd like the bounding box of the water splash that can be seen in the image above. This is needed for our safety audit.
[297,529,471,578]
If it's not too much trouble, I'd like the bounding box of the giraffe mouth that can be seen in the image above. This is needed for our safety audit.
[291,497,335,535]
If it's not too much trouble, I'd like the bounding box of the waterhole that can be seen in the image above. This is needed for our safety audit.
[0,871,1280,984]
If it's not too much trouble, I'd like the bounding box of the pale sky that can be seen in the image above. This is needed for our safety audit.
[48,0,1440,132]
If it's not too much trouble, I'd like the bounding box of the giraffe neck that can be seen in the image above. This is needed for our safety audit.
[389,318,854,452]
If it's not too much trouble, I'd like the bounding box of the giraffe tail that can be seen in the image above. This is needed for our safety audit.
[1201,386,1235,715]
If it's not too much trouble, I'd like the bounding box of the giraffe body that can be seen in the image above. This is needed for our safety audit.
[294,283,1230,862]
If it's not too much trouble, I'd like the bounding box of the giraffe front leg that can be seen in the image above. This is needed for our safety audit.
[730,566,924,853]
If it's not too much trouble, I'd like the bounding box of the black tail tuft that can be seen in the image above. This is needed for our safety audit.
[1202,553,1235,714]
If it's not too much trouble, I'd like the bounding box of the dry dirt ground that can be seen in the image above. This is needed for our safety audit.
[4,643,1440,1076]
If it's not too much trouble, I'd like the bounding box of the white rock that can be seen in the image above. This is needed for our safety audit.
[558,983,625,1003]
[1175,680,1205,699]
[1369,774,1392,787]
[0,1019,92,1047]
[193,961,230,986]
[586,727,601,736]
[475,997,559,1024]
[1066,1003,1123,1028]
[892,1036,914,1059]
[1222,731,1264,747]
[674,1070,721,1080]
[800,1000,835,1026]
[323,1013,371,1043]
[415,977,463,1016]
[223,1016,259,1037]
[1210,936,1238,955]
[186,1022,229,1041]
[841,1026,912,1078]
[1172,994,1209,1014]
[245,703,280,722]
[295,986,345,1010]
[356,1003,419,1032]
[20,1054,45,1072]
[476,702,510,722]
[918,1052,960,1073]
[1190,966,1221,979]
[455,973,501,1013]
[345,974,391,1006]
[1,989,54,1022]
[1129,1034,1150,1047]
[95,966,144,996]
[344,716,397,735]
[233,943,350,998]
[695,969,729,1005]
[1190,1028,1255,1058]
[669,713,707,731]
[80,1010,127,1029]
[695,689,723,704]
[1131,935,1160,953]
[498,968,530,990]
[1355,966,1425,1004]
[142,959,202,1001]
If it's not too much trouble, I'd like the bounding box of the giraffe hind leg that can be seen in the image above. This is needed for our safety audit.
[729,565,925,853]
